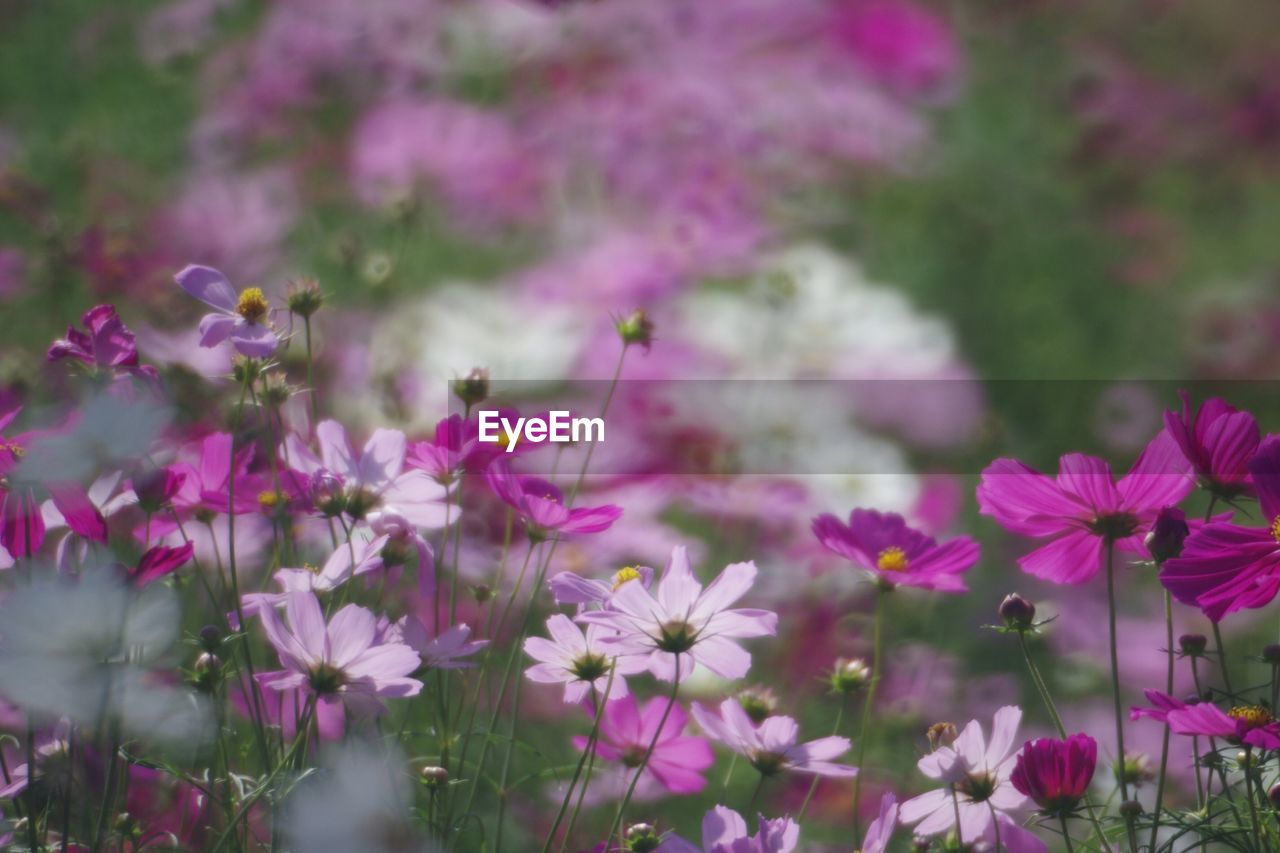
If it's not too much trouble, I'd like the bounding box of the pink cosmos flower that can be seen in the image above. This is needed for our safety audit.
[390,617,486,670]
[578,545,777,682]
[368,508,435,598]
[47,304,160,387]
[0,406,46,559]
[659,805,800,853]
[811,508,979,592]
[255,592,422,711]
[286,420,449,530]
[1135,690,1280,749]
[691,699,857,779]
[523,614,647,703]
[862,793,898,853]
[242,535,389,612]
[128,543,195,586]
[1161,435,1280,621]
[1010,734,1098,815]
[174,264,280,357]
[570,693,714,795]
[485,462,622,539]
[900,706,1032,843]
[1164,391,1259,498]
[548,564,655,606]
[977,431,1193,583]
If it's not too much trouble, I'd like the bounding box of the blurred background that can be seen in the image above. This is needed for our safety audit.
[4,0,1280,842]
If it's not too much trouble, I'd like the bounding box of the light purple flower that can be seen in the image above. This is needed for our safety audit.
[242,535,389,612]
[392,618,487,670]
[900,706,1032,844]
[861,793,898,853]
[578,545,777,682]
[286,420,449,530]
[691,698,856,779]
[658,805,800,853]
[174,264,280,357]
[548,564,655,606]
[524,614,647,703]
[255,591,422,710]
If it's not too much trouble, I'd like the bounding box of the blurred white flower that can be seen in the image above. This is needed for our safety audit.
[285,742,431,853]
[0,572,209,747]
[14,392,170,485]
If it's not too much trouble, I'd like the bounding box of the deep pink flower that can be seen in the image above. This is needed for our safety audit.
[129,543,195,586]
[691,699,856,779]
[47,304,160,386]
[900,706,1032,843]
[286,420,449,530]
[1164,698,1280,750]
[0,406,45,559]
[977,431,1193,583]
[830,0,962,101]
[1010,734,1097,815]
[1164,391,1259,498]
[570,693,714,795]
[811,508,979,592]
[255,592,422,710]
[485,462,622,538]
[523,614,647,703]
[578,546,777,682]
[175,265,279,357]
[1161,435,1280,621]
[130,465,187,514]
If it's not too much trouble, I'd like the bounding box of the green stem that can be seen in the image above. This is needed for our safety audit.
[1017,631,1066,737]
[1212,622,1234,696]
[797,697,846,821]
[851,588,885,839]
[1104,540,1139,853]
[1060,814,1076,853]
[604,656,682,843]
[542,674,613,853]
[1150,589,1176,851]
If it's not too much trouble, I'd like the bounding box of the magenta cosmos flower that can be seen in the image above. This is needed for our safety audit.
[1010,734,1097,816]
[977,431,1192,583]
[47,304,159,386]
[1164,391,1259,498]
[523,614,648,703]
[900,706,1031,843]
[1160,435,1280,621]
[659,805,800,853]
[811,508,979,592]
[174,264,280,357]
[691,699,857,779]
[578,545,777,682]
[286,420,449,530]
[485,462,622,539]
[570,693,714,795]
[1134,690,1280,749]
[255,591,422,709]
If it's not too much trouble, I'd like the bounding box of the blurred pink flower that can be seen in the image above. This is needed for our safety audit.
[691,698,857,779]
[1163,391,1259,498]
[812,508,979,592]
[829,0,962,101]
[485,463,622,538]
[571,693,714,795]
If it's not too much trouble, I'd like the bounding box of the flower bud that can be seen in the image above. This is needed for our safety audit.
[1145,507,1189,564]
[370,508,413,540]
[1119,799,1143,818]
[114,812,140,840]
[192,652,222,692]
[1269,782,1280,809]
[452,367,490,408]
[1114,753,1153,788]
[830,658,871,694]
[1179,633,1208,656]
[616,309,655,350]
[232,356,263,386]
[260,372,293,409]
[736,686,778,724]
[625,823,661,853]
[927,722,958,751]
[1263,644,1280,665]
[286,278,324,318]
[999,593,1036,630]
[1237,750,1258,771]
[133,466,183,514]
[420,765,449,790]
[472,584,494,604]
[198,625,221,652]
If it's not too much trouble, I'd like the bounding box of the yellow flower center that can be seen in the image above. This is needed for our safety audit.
[612,566,642,590]
[876,546,909,573]
[1228,705,1274,729]
[0,441,24,458]
[257,490,281,509]
[1270,516,1280,543]
[303,562,320,574]
[236,287,270,323]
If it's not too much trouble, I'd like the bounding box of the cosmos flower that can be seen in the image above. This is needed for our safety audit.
[811,508,979,592]
[1160,435,1280,621]
[657,805,800,853]
[286,420,449,530]
[571,693,714,795]
[1135,691,1280,749]
[1163,391,1259,498]
[861,793,899,853]
[255,592,422,711]
[691,699,857,779]
[523,614,647,703]
[174,264,280,357]
[548,564,654,607]
[977,431,1193,583]
[128,543,195,586]
[241,535,389,613]
[578,545,777,682]
[47,304,160,387]
[900,706,1031,843]
[390,618,486,671]
[1010,734,1098,816]
[485,462,623,539]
